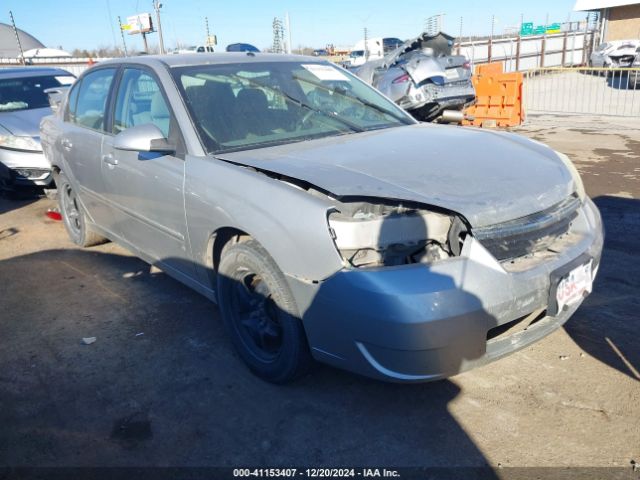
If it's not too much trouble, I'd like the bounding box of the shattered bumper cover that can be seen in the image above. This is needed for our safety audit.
[400,80,476,112]
[288,197,603,382]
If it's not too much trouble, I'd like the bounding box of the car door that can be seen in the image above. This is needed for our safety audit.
[101,66,194,278]
[59,67,117,229]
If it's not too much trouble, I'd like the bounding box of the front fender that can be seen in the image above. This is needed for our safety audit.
[185,155,344,284]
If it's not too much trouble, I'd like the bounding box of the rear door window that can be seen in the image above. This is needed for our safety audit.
[73,68,117,131]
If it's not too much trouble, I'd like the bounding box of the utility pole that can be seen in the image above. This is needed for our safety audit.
[488,14,495,63]
[9,11,26,65]
[153,0,165,54]
[117,16,129,56]
[364,27,369,61]
[142,32,149,53]
[285,12,292,54]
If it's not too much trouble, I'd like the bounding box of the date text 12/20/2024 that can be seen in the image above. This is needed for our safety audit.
[233,469,400,478]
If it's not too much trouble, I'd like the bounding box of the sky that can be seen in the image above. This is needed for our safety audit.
[3,0,586,53]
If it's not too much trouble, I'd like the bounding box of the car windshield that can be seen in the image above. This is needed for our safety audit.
[0,74,75,112]
[172,61,414,154]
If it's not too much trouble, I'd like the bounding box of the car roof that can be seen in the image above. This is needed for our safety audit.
[0,67,74,79]
[95,52,324,70]
[609,39,640,46]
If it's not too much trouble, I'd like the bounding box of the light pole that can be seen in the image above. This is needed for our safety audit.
[153,0,165,54]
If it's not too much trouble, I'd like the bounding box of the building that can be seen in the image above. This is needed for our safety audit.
[0,23,46,57]
[575,0,640,41]
[23,48,71,58]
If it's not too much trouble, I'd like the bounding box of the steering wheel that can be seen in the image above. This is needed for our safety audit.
[300,109,315,129]
[340,104,366,120]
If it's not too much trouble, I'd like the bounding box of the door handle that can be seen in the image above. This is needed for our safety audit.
[102,154,118,166]
[61,138,72,151]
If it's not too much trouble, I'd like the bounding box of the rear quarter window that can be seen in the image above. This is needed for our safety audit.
[65,81,81,122]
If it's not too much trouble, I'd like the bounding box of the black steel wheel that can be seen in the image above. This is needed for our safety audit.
[217,239,312,383]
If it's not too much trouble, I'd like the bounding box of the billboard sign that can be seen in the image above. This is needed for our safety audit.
[123,13,153,35]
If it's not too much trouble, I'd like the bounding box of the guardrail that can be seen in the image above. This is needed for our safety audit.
[523,67,640,117]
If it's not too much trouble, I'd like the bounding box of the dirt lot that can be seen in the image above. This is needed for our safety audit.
[0,116,638,472]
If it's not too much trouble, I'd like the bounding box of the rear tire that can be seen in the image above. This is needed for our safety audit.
[217,239,312,383]
[57,171,106,247]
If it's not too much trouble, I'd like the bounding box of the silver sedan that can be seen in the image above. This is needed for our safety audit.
[0,67,75,189]
[41,54,603,383]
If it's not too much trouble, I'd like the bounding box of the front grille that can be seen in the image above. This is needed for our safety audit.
[472,196,581,261]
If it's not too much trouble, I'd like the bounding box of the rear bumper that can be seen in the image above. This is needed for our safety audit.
[288,197,603,382]
[401,80,476,112]
[0,148,53,187]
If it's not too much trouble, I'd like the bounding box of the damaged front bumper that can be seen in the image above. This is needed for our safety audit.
[0,148,53,188]
[287,197,603,382]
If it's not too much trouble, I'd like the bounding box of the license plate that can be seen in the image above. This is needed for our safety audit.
[556,261,593,312]
[445,68,460,80]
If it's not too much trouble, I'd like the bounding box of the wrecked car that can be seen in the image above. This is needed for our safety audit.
[627,49,640,88]
[590,40,640,68]
[41,54,603,383]
[354,32,476,122]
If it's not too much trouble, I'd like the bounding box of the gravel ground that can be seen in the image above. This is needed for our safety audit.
[0,117,638,473]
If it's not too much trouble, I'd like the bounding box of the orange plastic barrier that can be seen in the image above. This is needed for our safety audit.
[463,63,525,128]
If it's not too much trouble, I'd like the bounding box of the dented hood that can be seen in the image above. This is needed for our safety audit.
[0,107,50,137]
[217,124,576,228]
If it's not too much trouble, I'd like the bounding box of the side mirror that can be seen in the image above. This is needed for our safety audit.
[44,87,70,113]
[113,124,175,153]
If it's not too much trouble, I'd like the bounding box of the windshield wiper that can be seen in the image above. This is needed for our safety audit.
[228,74,364,133]
[292,74,414,126]
[345,93,415,126]
[278,89,365,133]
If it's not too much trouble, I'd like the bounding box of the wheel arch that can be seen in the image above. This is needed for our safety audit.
[206,226,250,275]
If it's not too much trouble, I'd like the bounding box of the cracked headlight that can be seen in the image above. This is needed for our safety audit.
[328,202,459,268]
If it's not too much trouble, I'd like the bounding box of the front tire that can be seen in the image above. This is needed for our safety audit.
[57,171,106,247]
[217,239,312,383]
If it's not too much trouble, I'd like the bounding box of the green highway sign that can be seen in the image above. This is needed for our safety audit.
[546,23,561,33]
[520,22,534,36]
[520,21,562,36]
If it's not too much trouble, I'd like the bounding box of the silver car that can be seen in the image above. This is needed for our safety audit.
[354,32,476,121]
[0,67,75,189]
[41,54,603,383]
[589,40,640,68]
